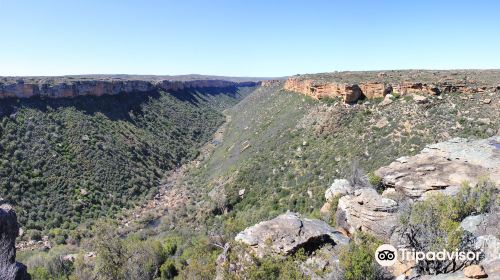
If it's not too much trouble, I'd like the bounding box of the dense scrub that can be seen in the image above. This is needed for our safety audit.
[12,83,500,279]
[183,86,499,235]
[0,86,254,230]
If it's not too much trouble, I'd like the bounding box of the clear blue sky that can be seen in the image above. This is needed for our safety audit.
[1,0,499,77]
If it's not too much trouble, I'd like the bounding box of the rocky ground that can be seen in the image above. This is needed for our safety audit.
[219,136,499,279]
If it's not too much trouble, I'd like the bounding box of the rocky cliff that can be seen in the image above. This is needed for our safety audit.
[0,202,30,280]
[0,77,260,99]
[284,70,500,103]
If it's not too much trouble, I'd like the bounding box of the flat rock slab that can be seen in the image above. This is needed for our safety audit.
[235,212,348,258]
[376,136,500,199]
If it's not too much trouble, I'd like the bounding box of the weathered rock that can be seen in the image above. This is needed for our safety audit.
[325,179,352,202]
[0,203,30,280]
[380,94,394,106]
[376,137,500,199]
[475,235,500,263]
[463,264,488,279]
[235,212,348,258]
[283,78,362,103]
[0,78,259,99]
[359,82,392,99]
[460,214,498,236]
[412,94,428,103]
[394,82,441,95]
[337,188,399,241]
[319,202,332,216]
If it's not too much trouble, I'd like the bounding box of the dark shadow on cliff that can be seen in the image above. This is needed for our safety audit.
[0,86,250,122]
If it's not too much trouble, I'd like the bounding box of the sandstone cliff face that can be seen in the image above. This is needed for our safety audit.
[283,75,496,103]
[284,78,362,103]
[0,79,260,99]
[0,202,30,280]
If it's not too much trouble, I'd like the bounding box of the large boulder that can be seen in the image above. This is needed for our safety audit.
[337,188,399,241]
[235,212,348,258]
[376,137,500,199]
[325,179,353,202]
[460,213,500,237]
[0,203,30,280]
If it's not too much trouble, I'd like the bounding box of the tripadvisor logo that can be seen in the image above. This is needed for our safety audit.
[375,244,397,266]
[374,244,481,267]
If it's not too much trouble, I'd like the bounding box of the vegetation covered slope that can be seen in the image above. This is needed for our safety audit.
[0,86,256,230]
[13,80,499,279]
[181,83,499,235]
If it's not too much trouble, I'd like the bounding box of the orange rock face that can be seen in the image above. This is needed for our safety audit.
[359,82,392,99]
[283,78,362,103]
[394,82,440,95]
[283,76,493,103]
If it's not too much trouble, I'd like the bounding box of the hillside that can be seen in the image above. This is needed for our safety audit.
[1,70,499,280]
[0,81,258,231]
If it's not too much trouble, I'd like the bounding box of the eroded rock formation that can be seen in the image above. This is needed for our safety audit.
[337,188,399,241]
[235,212,348,258]
[376,136,500,200]
[283,70,498,103]
[284,78,362,103]
[218,212,349,279]
[0,202,30,280]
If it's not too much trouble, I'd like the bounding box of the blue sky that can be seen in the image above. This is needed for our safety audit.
[0,0,499,77]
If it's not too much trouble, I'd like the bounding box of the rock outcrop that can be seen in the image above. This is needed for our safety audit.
[359,82,393,99]
[235,212,348,258]
[0,203,30,280]
[284,78,363,103]
[0,78,259,99]
[283,70,499,103]
[324,179,353,202]
[376,136,500,200]
[218,212,349,279]
[337,188,399,241]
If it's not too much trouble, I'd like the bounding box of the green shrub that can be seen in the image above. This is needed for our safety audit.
[243,249,307,280]
[451,179,496,221]
[160,259,178,279]
[339,232,382,280]
[398,180,496,274]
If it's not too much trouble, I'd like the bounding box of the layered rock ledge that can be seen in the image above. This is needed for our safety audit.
[0,77,259,99]
[376,136,500,199]
[283,70,500,103]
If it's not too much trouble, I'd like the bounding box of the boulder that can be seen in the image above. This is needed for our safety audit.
[235,212,348,258]
[412,94,428,103]
[461,212,500,237]
[463,264,488,279]
[337,188,399,241]
[380,94,394,106]
[325,179,352,202]
[0,203,30,280]
[475,235,500,263]
[376,137,500,199]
